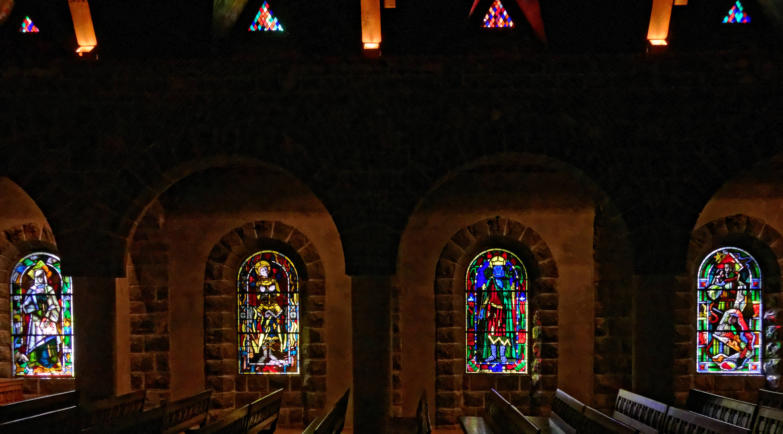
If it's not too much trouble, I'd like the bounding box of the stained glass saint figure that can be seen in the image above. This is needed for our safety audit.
[466,249,527,373]
[238,250,299,374]
[10,252,74,377]
[697,247,762,374]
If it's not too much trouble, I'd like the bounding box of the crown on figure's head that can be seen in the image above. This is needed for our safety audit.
[490,255,506,266]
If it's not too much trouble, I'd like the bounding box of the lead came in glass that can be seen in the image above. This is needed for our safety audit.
[238,250,299,374]
[696,247,762,374]
[10,252,74,377]
[466,249,527,374]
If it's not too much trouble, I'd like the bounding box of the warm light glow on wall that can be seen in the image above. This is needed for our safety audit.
[647,0,673,43]
[673,0,687,5]
[384,0,396,8]
[361,0,381,51]
[68,0,98,53]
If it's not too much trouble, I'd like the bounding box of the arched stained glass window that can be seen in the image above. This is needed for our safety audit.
[10,252,74,377]
[238,250,299,374]
[697,247,762,374]
[466,249,527,374]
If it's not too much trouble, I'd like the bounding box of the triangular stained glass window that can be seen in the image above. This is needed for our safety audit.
[483,0,514,28]
[249,1,283,32]
[723,1,751,23]
[19,16,40,33]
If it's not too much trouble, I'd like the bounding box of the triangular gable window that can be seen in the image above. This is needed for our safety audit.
[19,16,39,33]
[483,0,514,28]
[249,1,284,32]
[723,1,751,23]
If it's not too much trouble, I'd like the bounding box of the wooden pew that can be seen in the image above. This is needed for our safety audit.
[0,405,79,434]
[247,388,284,434]
[661,406,749,434]
[81,389,146,429]
[416,391,432,434]
[0,389,78,423]
[195,404,250,434]
[759,389,783,409]
[163,389,213,434]
[549,388,586,434]
[459,388,541,434]
[686,388,757,429]
[302,416,322,434]
[83,404,168,434]
[752,405,783,434]
[0,379,24,404]
[309,388,350,434]
[582,405,637,434]
[612,388,668,433]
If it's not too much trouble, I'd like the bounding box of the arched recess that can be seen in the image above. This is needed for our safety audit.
[0,177,72,395]
[682,215,783,403]
[433,219,559,422]
[397,153,633,425]
[204,220,325,425]
[118,163,349,429]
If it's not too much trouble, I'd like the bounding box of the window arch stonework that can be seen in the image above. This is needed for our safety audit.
[203,220,325,427]
[434,217,558,425]
[684,214,783,402]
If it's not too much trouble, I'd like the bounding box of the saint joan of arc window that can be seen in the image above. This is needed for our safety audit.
[10,252,74,377]
[466,249,528,374]
[238,250,299,374]
[697,247,762,374]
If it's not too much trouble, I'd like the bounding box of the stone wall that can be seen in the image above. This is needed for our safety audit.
[126,200,171,404]
[433,218,559,425]
[203,220,326,428]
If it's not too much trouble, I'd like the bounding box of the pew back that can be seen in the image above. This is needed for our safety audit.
[416,391,432,434]
[582,405,636,434]
[612,388,667,433]
[164,389,213,434]
[686,388,757,429]
[662,406,750,434]
[247,388,283,434]
[0,379,24,404]
[195,405,250,434]
[550,389,585,434]
[92,404,168,434]
[0,389,78,423]
[483,388,540,434]
[314,388,350,434]
[81,389,146,428]
[753,405,783,434]
[759,389,783,409]
[0,405,79,434]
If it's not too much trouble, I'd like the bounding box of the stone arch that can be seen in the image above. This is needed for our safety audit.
[677,214,783,402]
[433,218,559,424]
[203,220,326,427]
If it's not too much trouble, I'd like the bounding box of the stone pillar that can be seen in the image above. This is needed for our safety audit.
[633,274,675,402]
[73,276,117,399]
[351,275,392,434]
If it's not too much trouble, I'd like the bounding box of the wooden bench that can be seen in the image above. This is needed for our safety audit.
[82,403,168,434]
[661,406,750,434]
[759,389,783,409]
[582,405,636,434]
[304,388,350,434]
[0,379,24,404]
[0,405,80,434]
[247,388,284,434]
[163,389,213,434]
[612,388,668,433]
[753,405,783,433]
[686,388,757,429]
[0,389,78,423]
[194,404,249,434]
[81,389,146,429]
[549,388,586,434]
[459,388,541,434]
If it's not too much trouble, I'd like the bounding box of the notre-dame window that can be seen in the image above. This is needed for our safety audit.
[237,250,300,374]
[466,248,528,374]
